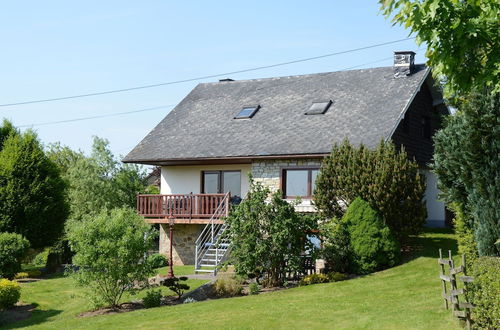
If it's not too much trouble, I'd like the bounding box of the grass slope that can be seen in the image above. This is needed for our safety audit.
[4,229,460,329]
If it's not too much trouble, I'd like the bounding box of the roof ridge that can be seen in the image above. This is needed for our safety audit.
[201,63,427,85]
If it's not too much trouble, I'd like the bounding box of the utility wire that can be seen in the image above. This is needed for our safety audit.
[18,48,423,128]
[17,104,174,128]
[0,37,416,108]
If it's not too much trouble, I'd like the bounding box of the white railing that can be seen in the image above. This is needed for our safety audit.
[194,192,231,274]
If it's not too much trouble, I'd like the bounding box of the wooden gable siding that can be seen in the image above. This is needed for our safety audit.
[391,83,443,166]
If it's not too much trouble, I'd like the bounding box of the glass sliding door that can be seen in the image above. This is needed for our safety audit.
[202,172,220,194]
[202,170,241,197]
[223,171,241,197]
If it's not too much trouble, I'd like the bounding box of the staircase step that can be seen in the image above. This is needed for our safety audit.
[195,269,216,273]
[199,264,217,267]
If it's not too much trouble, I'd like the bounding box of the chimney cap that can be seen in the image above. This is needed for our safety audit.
[219,78,234,82]
[394,50,416,55]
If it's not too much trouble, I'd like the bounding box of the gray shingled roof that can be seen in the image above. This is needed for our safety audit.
[123,65,429,164]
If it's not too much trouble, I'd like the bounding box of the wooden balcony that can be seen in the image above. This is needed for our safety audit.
[136,193,229,224]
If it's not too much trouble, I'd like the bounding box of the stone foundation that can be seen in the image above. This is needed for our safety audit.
[159,224,204,265]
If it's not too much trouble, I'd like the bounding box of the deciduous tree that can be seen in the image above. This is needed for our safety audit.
[380,0,500,97]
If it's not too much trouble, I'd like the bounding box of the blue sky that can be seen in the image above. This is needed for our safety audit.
[0,1,424,157]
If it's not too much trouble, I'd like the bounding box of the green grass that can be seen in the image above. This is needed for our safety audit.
[3,229,460,329]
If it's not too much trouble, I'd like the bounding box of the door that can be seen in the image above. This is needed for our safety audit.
[202,170,241,197]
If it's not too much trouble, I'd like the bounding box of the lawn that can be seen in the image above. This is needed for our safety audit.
[2,229,460,329]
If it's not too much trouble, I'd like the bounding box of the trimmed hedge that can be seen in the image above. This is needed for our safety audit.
[0,279,21,309]
[470,257,499,329]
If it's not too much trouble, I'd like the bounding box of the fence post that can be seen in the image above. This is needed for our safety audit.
[438,249,449,309]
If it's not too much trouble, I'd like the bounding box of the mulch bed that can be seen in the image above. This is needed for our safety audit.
[77,296,181,318]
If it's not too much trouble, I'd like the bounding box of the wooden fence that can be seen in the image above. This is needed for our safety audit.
[438,249,475,329]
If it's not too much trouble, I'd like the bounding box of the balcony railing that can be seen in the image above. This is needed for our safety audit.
[136,193,229,221]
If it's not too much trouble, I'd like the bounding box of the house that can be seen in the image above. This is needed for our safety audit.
[123,51,450,270]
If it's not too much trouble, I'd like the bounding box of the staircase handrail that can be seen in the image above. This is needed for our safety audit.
[195,192,230,271]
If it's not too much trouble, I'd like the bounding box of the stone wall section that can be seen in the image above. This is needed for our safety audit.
[251,158,323,212]
[159,224,204,265]
[251,158,322,192]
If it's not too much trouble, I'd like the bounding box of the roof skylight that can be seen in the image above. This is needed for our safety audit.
[234,105,260,119]
[305,100,333,115]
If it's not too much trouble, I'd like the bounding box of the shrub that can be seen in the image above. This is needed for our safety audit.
[147,254,168,269]
[321,219,351,273]
[0,279,21,309]
[0,232,30,279]
[14,272,28,280]
[469,257,500,329]
[26,270,42,278]
[213,276,244,297]
[224,178,318,287]
[66,207,157,308]
[31,248,50,267]
[143,290,162,309]
[161,276,190,299]
[248,282,260,295]
[314,140,426,241]
[326,272,348,282]
[342,198,400,274]
[299,273,329,286]
[452,203,478,269]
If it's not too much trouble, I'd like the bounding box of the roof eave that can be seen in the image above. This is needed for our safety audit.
[122,153,329,166]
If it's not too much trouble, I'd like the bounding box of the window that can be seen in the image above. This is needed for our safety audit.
[282,168,320,198]
[234,105,260,119]
[305,100,332,115]
[201,170,241,197]
[421,116,431,139]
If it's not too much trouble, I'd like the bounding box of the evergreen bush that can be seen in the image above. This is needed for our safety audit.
[0,121,68,248]
[314,140,426,242]
[342,198,400,274]
[434,89,499,256]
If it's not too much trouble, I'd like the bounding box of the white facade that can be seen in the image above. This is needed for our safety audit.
[161,164,252,196]
[422,169,446,227]
[160,162,446,227]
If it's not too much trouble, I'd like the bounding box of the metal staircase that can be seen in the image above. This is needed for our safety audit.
[194,192,231,275]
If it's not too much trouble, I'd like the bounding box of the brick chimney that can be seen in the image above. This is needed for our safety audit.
[394,51,415,78]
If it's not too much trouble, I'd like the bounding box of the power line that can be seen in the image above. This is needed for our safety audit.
[18,104,174,128]
[340,47,424,71]
[17,48,423,129]
[0,37,416,108]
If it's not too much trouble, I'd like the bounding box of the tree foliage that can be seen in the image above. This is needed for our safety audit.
[224,178,317,287]
[49,137,147,224]
[433,89,499,256]
[380,0,500,97]
[314,140,426,241]
[0,121,68,248]
[67,207,156,308]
